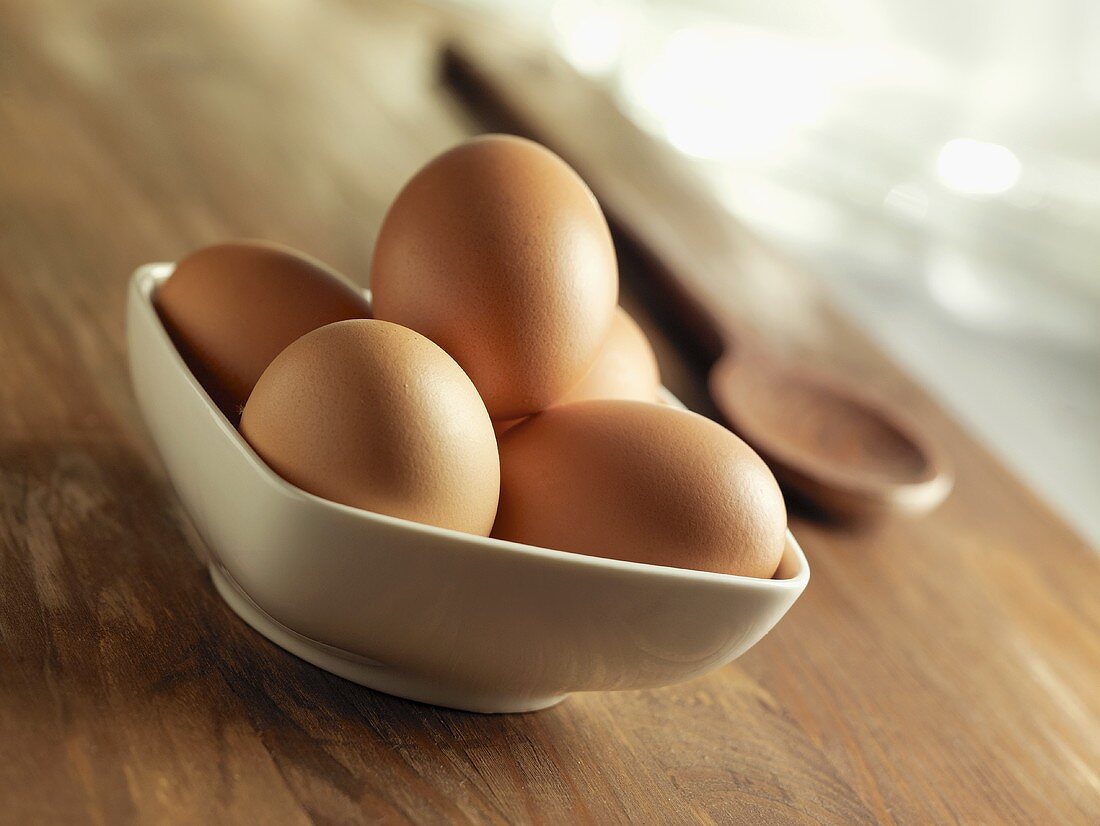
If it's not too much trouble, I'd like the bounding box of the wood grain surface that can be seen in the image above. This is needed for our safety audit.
[0,1,1097,823]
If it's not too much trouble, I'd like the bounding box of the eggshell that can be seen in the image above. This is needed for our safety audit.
[370,134,618,419]
[492,400,786,578]
[156,240,370,420]
[240,319,500,536]
[555,307,660,406]
[493,417,526,437]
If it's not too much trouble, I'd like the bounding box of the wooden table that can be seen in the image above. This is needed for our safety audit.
[1,1,1097,822]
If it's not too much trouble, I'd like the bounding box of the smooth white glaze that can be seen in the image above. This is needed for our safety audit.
[127,263,809,713]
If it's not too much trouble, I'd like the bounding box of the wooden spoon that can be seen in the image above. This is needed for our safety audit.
[442,39,953,518]
[709,336,952,517]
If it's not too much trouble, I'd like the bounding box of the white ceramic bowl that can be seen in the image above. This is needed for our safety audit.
[127,263,809,713]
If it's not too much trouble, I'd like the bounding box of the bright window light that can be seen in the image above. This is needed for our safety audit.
[936,138,1022,196]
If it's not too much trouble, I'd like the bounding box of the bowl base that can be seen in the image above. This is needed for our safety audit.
[209,564,568,714]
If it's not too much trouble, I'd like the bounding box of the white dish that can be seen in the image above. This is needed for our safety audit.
[127,263,809,713]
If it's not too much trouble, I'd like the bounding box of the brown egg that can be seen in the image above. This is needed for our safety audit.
[491,309,657,435]
[240,319,500,536]
[493,417,526,437]
[370,135,618,419]
[157,240,370,420]
[555,307,661,406]
[492,400,786,578]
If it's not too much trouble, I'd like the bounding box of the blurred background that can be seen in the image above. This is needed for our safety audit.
[454,0,1100,547]
[6,0,1094,543]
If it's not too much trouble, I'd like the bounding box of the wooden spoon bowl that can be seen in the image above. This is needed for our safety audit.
[710,354,952,518]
